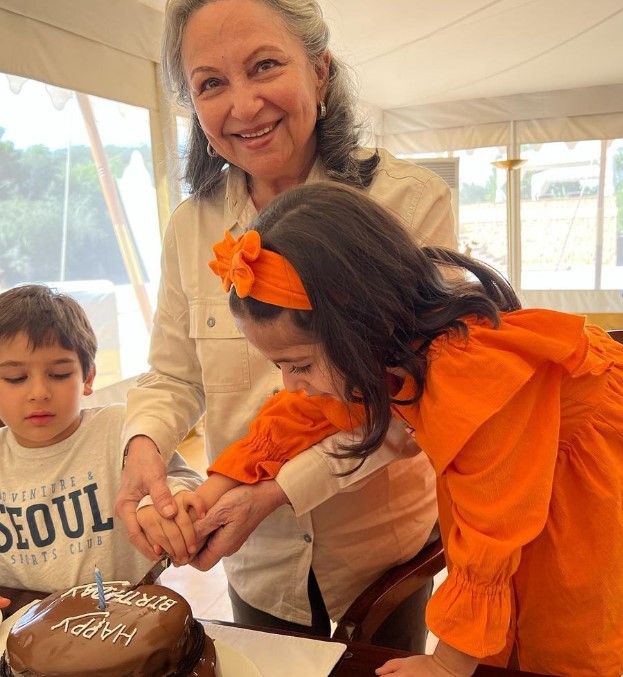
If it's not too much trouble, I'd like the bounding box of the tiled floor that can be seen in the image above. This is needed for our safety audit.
[168,429,446,651]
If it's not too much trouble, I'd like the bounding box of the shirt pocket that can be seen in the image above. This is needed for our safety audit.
[189,298,251,393]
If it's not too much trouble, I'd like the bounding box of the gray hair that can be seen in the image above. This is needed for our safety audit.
[161,0,379,197]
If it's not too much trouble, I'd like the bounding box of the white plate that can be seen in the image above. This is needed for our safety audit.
[214,638,263,677]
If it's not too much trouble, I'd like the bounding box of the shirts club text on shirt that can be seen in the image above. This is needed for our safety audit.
[0,471,114,565]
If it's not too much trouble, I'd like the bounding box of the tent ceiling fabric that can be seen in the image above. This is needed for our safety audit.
[318,0,623,110]
[136,0,623,112]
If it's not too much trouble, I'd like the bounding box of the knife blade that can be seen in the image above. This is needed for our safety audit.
[134,555,171,588]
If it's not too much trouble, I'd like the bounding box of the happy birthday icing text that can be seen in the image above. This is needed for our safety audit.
[51,612,138,646]
[50,583,179,646]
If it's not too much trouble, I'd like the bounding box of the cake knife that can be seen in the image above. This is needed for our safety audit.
[134,555,172,588]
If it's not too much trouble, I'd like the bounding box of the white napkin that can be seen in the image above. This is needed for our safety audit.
[202,621,347,677]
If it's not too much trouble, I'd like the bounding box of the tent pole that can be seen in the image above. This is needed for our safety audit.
[75,92,153,333]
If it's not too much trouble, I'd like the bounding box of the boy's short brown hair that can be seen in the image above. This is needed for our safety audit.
[0,284,97,379]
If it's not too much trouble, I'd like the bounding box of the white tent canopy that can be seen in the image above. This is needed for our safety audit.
[2,0,622,151]
[316,0,623,150]
[321,0,623,107]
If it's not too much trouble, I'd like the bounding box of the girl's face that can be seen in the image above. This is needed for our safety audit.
[182,0,328,185]
[237,312,344,399]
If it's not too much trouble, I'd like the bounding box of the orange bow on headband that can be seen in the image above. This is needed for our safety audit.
[209,230,312,311]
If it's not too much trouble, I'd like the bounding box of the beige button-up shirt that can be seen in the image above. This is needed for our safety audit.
[124,148,456,623]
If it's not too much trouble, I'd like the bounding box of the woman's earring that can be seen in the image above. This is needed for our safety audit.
[317,101,327,120]
[206,142,218,158]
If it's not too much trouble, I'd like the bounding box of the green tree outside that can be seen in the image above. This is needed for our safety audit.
[0,127,153,287]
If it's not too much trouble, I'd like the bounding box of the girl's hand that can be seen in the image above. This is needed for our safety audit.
[376,647,478,677]
[137,491,207,564]
[376,655,452,676]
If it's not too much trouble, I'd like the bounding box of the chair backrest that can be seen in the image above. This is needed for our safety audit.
[332,536,445,644]
[608,329,623,345]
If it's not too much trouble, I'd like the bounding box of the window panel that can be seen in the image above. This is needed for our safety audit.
[519,140,622,290]
[401,148,509,277]
[0,74,161,384]
[456,147,509,278]
[397,142,623,299]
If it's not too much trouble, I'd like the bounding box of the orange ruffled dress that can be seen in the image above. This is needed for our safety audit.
[210,308,623,676]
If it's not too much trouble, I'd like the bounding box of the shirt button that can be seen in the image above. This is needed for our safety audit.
[207,317,216,328]
[303,534,312,543]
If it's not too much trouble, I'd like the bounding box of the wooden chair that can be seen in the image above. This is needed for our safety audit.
[608,329,623,344]
[333,535,445,644]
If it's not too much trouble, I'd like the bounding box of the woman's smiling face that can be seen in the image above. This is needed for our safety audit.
[182,0,328,185]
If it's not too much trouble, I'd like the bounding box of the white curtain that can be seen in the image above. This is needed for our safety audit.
[377,84,623,153]
[0,0,162,109]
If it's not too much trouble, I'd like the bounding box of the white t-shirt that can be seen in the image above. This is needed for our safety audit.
[0,405,201,594]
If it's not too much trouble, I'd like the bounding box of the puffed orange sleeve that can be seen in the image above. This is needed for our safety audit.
[208,389,364,482]
[424,364,565,657]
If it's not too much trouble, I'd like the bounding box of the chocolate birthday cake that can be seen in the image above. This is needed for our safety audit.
[0,581,217,676]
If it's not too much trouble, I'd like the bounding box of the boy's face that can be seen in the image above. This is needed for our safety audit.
[0,332,95,448]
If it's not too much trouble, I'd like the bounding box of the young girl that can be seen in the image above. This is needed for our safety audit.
[200,182,622,677]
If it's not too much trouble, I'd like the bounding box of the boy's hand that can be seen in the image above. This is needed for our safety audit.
[137,491,207,564]
[115,436,175,560]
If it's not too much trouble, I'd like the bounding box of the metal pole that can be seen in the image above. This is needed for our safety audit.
[594,140,608,290]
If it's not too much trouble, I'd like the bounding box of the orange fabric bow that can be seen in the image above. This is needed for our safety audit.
[209,230,312,310]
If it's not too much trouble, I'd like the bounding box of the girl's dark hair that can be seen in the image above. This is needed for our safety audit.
[230,183,521,462]
[0,284,97,379]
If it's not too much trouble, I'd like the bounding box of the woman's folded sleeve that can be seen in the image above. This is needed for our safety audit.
[207,390,361,482]
[425,365,563,658]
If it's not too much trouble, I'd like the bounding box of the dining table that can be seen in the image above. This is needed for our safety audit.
[0,587,553,677]
[207,620,554,677]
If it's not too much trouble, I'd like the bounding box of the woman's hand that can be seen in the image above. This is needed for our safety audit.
[137,491,207,564]
[376,643,478,677]
[190,480,289,571]
[114,436,177,560]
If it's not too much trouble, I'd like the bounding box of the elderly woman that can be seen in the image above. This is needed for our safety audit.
[116,0,455,652]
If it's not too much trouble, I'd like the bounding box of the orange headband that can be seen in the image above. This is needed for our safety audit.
[209,230,312,310]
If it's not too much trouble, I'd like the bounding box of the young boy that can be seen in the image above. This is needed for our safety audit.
[0,284,202,616]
